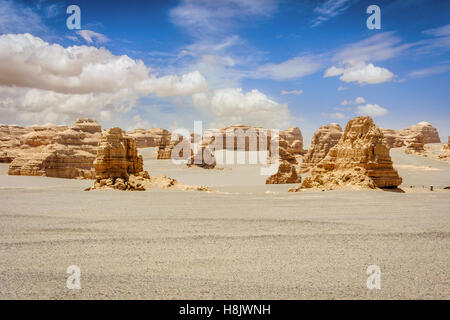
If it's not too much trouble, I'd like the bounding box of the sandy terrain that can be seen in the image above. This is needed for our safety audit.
[0,149,449,299]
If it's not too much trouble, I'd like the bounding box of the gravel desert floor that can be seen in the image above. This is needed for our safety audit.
[0,147,449,299]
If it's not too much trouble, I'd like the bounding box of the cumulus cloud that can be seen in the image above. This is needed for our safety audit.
[192,88,291,129]
[321,112,346,120]
[281,89,303,95]
[337,86,347,91]
[356,104,388,117]
[324,61,394,85]
[0,33,208,125]
[76,30,109,44]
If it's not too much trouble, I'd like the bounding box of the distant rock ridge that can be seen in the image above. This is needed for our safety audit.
[8,119,101,179]
[381,121,441,149]
[126,128,171,148]
[291,116,402,191]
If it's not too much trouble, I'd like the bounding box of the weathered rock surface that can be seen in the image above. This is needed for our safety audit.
[293,117,402,190]
[399,122,440,144]
[93,127,143,180]
[90,128,210,192]
[404,134,425,155]
[126,128,171,148]
[381,122,441,148]
[280,127,305,155]
[8,119,101,179]
[300,124,343,172]
[438,136,450,162]
[266,139,301,184]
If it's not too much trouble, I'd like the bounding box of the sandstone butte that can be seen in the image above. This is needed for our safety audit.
[90,127,210,192]
[8,119,102,179]
[381,121,441,149]
[266,139,301,184]
[300,123,343,173]
[438,136,450,162]
[290,116,402,191]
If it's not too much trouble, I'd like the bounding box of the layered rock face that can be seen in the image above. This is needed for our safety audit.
[297,117,402,190]
[404,134,425,155]
[381,122,441,148]
[438,136,450,161]
[0,124,68,162]
[399,122,440,144]
[280,127,305,155]
[301,124,343,171]
[266,140,301,184]
[126,128,171,148]
[8,119,101,179]
[90,128,210,192]
[93,128,143,180]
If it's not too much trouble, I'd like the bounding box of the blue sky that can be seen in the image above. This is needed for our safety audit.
[0,0,449,143]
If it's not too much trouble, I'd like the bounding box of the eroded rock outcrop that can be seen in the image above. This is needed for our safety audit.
[90,128,210,191]
[300,124,343,172]
[292,117,402,191]
[438,136,450,162]
[399,122,440,144]
[404,134,425,155]
[266,139,301,184]
[381,122,441,149]
[126,128,171,148]
[8,119,101,179]
[280,127,305,155]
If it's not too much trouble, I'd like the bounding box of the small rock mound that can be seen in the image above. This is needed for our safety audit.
[438,136,450,162]
[294,116,402,191]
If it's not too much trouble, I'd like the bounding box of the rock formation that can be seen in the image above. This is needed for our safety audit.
[266,139,301,184]
[8,119,101,179]
[292,117,402,191]
[126,128,171,148]
[399,122,440,144]
[300,124,343,172]
[90,128,210,192]
[93,127,143,180]
[280,127,305,155]
[438,136,450,162]
[381,122,441,149]
[404,134,425,155]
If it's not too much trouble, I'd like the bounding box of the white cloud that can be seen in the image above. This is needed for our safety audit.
[312,0,355,27]
[0,33,208,125]
[192,88,291,129]
[340,97,366,106]
[0,0,46,34]
[76,30,109,44]
[408,64,450,78]
[325,61,394,85]
[334,32,413,63]
[423,24,450,37]
[169,0,277,36]
[254,55,323,80]
[337,86,347,91]
[356,104,388,117]
[281,89,303,95]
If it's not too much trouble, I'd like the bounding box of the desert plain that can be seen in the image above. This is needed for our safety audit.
[0,146,449,299]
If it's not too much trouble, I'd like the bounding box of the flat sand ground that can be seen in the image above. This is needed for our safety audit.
[0,147,449,299]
